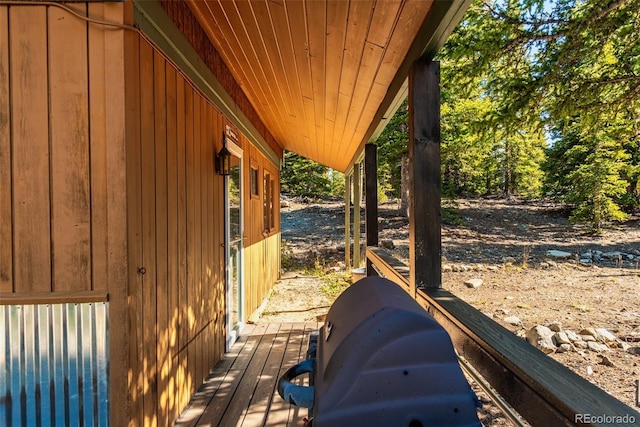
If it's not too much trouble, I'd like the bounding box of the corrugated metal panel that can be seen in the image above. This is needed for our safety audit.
[0,303,109,426]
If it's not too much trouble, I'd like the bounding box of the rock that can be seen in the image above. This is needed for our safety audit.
[580,328,598,338]
[574,340,588,349]
[627,347,640,355]
[598,354,615,367]
[579,259,592,265]
[527,325,557,354]
[547,260,558,268]
[618,341,631,351]
[631,249,640,256]
[379,239,395,250]
[504,316,523,327]
[280,199,290,208]
[442,264,453,273]
[554,331,572,345]
[565,330,581,342]
[539,262,550,269]
[501,256,516,264]
[595,328,617,343]
[580,252,592,259]
[487,266,500,271]
[546,250,572,259]
[581,334,596,342]
[464,278,483,289]
[587,341,609,353]
[557,343,573,353]
[586,365,594,376]
[546,322,562,332]
[602,251,623,259]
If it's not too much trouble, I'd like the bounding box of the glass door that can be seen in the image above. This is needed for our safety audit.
[225,143,244,350]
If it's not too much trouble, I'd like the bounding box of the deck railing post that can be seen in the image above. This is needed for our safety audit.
[344,173,351,270]
[408,59,441,292]
[365,144,379,277]
[353,163,361,268]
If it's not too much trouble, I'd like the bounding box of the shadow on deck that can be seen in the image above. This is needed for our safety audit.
[176,322,319,427]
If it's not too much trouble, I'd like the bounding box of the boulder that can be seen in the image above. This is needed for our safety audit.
[602,251,624,259]
[554,331,572,345]
[595,328,617,343]
[587,341,610,353]
[527,325,557,354]
[464,278,483,289]
[546,322,562,332]
[504,316,523,327]
[546,250,572,259]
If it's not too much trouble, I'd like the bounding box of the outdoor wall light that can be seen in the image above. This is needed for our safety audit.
[216,132,232,176]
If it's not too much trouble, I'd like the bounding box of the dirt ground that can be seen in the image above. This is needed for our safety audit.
[259,196,640,421]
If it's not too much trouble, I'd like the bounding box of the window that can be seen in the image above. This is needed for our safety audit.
[263,171,276,233]
[250,160,259,198]
[269,177,275,229]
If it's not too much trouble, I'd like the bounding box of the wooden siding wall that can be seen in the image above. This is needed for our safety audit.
[1,4,282,425]
[0,3,130,426]
[0,3,128,295]
[243,140,281,318]
[126,36,281,426]
[126,34,225,426]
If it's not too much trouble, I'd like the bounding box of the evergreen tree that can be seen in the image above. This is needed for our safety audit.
[281,151,343,198]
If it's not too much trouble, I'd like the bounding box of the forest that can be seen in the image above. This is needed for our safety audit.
[281,0,639,229]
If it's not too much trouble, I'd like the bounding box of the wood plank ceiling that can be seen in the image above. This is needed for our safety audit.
[186,0,436,172]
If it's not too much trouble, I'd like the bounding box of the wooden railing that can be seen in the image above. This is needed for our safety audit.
[366,246,640,427]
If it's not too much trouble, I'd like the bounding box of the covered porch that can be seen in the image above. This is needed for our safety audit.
[175,323,318,426]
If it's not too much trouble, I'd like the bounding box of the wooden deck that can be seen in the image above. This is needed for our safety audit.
[175,322,319,427]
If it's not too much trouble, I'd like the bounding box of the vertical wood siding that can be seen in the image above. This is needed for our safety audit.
[3,3,282,424]
[2,4,130,426]
[125,35,279,426]
[0,3,124,295]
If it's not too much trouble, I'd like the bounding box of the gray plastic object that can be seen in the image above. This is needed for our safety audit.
[313,276,481,427]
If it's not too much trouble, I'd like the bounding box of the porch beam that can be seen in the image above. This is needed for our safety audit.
[408,59,441,291]
[365,144,379,276]
[344,173,351,270]
[353,163,361,268]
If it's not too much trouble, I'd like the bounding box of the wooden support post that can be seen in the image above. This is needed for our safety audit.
[353,163,361,268]
[365,144,379,276]
[344,173,351,270]
[408,59,441,292]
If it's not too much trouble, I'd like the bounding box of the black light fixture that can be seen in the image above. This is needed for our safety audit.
[216,132,232,176]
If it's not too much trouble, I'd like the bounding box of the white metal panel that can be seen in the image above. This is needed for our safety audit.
[0,303,109,426]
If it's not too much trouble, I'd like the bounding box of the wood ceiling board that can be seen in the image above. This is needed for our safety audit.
[346,0,471,170]
[374,0,430,87]
[189,0,278,135]
[232,1,291,138]
[335,41,384,167]
[252,0,310,146]
[305,0,328,165]
[267,0,308,136]
[323,0,349,155]
[329,0,374,168]
[367,0,403,48]
[246,0,294,119]
[284,0,315,144]
[182,0,469,172]
[206,0,286,139]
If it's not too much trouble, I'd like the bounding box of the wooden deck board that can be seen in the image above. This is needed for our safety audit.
[176,322,318,427]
